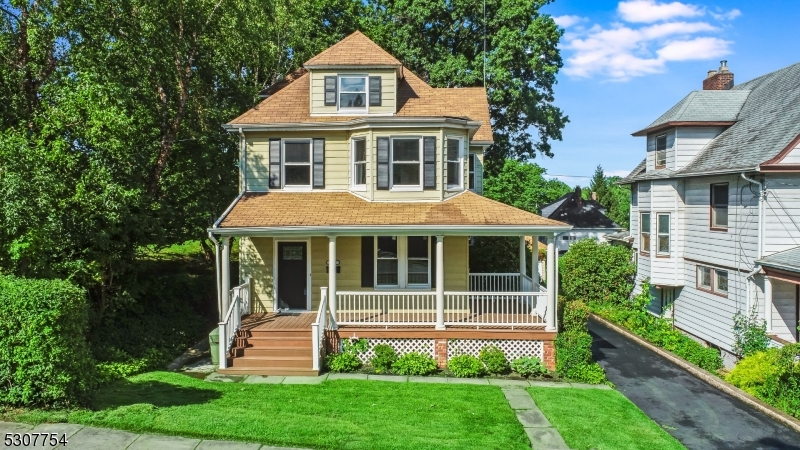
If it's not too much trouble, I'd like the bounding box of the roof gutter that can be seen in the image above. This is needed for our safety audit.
[222,117,481,133]
[208,224,573,238]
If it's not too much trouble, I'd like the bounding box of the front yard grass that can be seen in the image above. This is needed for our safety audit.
[11,372,529,450]
[529,387,685,450]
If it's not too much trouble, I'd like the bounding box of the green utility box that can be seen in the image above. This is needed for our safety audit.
[209,327,220,366]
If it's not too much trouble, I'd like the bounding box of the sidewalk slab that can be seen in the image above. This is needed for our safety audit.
[525,428,569,450]
[327,373,368,380]
[128,434,200,450]
[27,423,86,448]
[528,381,570,388]
[408,376,449,383]
[0,422,33,433]
[502,389,538,410]
[196,440,261,450]
[368,375,408,383]
[515,409,551,428]
[205,373,246,383]
[282,375,327,385]
[243,375,285,384]
[64,426,138,450]
[447,378,489,385]
[488,379,530,387]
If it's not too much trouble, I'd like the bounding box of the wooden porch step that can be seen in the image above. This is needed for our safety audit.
[241,336,313,348]
[235,347,312,358]
[218,367,319,376]
[241,329,311,338]
[229,355,313,369]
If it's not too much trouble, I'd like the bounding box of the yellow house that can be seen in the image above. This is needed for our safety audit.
[210,32,571,375]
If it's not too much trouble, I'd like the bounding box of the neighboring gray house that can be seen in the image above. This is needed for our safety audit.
[539,187,624,254]
[621,61,800,364]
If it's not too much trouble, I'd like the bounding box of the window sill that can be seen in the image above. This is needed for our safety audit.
[446,186,463,192]
[655,165,667,170]
[282,186,313,192]
[390,186,423,192]
[640,251,650,257]
[696,286,728,298]
[709,227,728,232]
[656,253,671,258]
[350,185,367,192]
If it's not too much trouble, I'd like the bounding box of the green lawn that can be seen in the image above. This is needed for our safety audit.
[14,372,529,450]
[528,387,685,450]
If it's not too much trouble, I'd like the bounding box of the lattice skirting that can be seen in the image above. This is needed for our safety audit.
[354,338,435,364]
[447,339,543,360]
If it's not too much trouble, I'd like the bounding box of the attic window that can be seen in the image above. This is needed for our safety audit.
[339,76,367,110]
[655,135,667,169]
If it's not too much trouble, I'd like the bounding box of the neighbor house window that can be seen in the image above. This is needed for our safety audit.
[468,154,476,190]
[697,265,728,296]
[446,138,463,189]
[339,76,367,110]
[711,183,729,230]
[391,138,421,188]
[283,140,312,187]
[655,134,667,169]
[657,213,670,255]
[640,213,651,254]
[375,236,430,288]
[352,138,367,188]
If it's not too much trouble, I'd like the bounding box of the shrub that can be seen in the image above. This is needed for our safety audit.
[732,307,771,357]
[370,344,398,374]
[448,354,485,378]
[727,349,781,395]
[342,337,369,355]
[510,356,548,377]
[727,344,800,418]
[326,352,362,373]
[391,352,438,376]
[562,300,590,333]
[478,345,508,374]
[559,239,636,305]
[0,275,96,406]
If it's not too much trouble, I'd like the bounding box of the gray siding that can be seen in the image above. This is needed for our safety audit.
[771,279,798,342]
[779,141,800,164]
[763,175,800,255]
[675,126,724,170]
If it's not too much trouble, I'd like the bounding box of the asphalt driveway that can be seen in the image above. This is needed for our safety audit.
[589,318,800,450]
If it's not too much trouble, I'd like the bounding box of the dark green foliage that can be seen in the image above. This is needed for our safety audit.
[448,355,486,378]
[589,165,631,229]
[370,344,398,374]
[391,352,438,376]
[478,345,509,374]
[591,281,723,372]
[727,344,800,419]
[559,240,636,305]
[342,338,369,355]
[326,352,362,373]
[562,300,590,333]
[510,356,547,377]
[732,306,771,357]
[484,160,572,213]
[555,297,606,384]
[0,275,96,406]
[469,236,534,273]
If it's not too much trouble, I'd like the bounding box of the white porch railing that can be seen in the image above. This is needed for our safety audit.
[218,276,250,370]
[337,291,437,325]
[311,287,337,371]
[470,273,536,292]
[445,292,546,326]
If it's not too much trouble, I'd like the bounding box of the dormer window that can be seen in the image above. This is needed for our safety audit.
[324,75,382,112]
[339,76,367,109]
[655,134,667,169]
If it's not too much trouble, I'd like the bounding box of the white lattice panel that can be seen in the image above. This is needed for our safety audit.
[356,338,435,363]
[447,339,543,360]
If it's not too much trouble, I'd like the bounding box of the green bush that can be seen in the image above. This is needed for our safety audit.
[727,349,781,395]
[562,300,590,333]
[510,356,547,377]
[732,307,771,357]
[727,344,800,419]
[370,344,398,374]
[478,345,508,374]
[448,354,485,378]
[391,352,438,376]
[0,275,96,406]
[559,239,636,305]
[555,330,607,384]
[325,352,362,373]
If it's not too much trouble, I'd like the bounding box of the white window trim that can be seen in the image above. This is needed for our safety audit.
[337,75,369,114]
[656,213,670,256]
[389,136,424,192]
[696,264,728,296]
[446,136,465,190]
[640,212,651,254]
[374,236,431,289]
[282,139,313,191]
[350,137,368,191]
[655,134,667,168]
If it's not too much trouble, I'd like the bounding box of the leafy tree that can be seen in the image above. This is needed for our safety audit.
[361,0,568,173]
[586,165,630,229]
[483,159,571,213]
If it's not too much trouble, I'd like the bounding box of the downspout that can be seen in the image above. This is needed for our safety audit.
[741,172,764,314]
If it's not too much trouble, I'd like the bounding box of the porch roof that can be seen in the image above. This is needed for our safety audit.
[212,191,571,236]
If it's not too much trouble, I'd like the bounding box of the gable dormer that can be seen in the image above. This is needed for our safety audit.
[304,31,401,116]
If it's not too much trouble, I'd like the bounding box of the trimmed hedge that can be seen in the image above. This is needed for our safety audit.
[555,300,607,384]
[0,275,96,406]
[559,239,636,305]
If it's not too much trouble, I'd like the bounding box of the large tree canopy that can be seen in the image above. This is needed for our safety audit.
[483,159,571,213]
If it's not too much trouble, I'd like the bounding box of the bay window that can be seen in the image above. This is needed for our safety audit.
[391,138,421,187]
[640,213,651,254]
[468,153,476,190]
[375,236,430,288]
[657,213,670,255]
[352,138,367,188]
[446,138,463,189]
[283,140,312,188]
[655,134,667,169]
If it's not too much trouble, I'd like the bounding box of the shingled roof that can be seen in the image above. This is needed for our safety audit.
[757,246,800,274]
[304,31,402,68]
[539,188,621,230]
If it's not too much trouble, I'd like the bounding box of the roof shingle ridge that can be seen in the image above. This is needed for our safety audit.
[304,31,402,67]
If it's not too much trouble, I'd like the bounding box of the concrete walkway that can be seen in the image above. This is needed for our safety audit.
[0,421,308,450]
[501,387,569,450]
[590,319,800,450]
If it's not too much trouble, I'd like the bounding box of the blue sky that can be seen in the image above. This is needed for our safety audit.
[536,0,799,185]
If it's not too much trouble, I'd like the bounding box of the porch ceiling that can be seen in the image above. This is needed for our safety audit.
[211,191,571,237]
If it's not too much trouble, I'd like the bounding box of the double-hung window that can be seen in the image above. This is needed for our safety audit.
[657,213,670,255]
[711,183,729,230]
[375,236,430,288]
[283,140,312,188]
[640,213,651,254]
[391,138,421,188]
[655,134,667,169]
[446,138,463,189]
[468,154,476,190]
[697,265,728,296]
[352,138,367,189]
[339,76,367,110]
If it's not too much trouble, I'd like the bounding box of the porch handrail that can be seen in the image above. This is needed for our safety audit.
[336,291,437,325]
[218,276,250,370]
[445,291,546,327]
[311,287,334,371]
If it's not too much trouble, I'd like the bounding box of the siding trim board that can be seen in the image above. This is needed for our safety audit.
[763,267,800,285]
[683,257,750,274]
[761,133,800,165]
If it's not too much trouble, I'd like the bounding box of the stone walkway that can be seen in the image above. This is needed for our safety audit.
[0,421,307,450]
[501,387,569,450]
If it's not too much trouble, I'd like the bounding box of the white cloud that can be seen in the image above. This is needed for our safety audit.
[711,9,741,20]
[554,15,587,28]
[618,0,703,23]
[656,37,731,61]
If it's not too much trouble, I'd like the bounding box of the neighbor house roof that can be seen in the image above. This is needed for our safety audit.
[304,31,402,68]
[539,189,621,229]
[632,90,750,136]
[757,246,800,274]
[215,191,569,233]
[624,62,800,182]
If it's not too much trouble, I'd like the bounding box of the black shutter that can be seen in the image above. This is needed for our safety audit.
[430,236,436,288]
[377,137,390,190]
[369,76,382,106]
[423,137,436,189]
[361,236,374,287]
[324,76,337,106]
[269,138,281,189]
[312,138,325,188]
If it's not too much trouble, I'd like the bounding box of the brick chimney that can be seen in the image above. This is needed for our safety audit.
[703,60,734,90]
[575,186,582,207]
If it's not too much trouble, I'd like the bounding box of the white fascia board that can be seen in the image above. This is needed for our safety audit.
[222,117,481,133]
[209,224,572,237]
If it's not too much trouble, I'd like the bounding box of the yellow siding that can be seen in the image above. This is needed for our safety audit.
[310,236,367,308]
[240,237,274,313]
[444,236,469,291]
[310,69,396,115]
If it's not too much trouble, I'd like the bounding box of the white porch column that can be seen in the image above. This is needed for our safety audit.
[764,275,773,333]
[220,236,231,320]
[531,236,540,291]
[519,236,527,290]
[435,235,445,330]
[545,235,556,331]
[328,236,337,322]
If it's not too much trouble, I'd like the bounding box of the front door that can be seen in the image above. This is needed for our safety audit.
[277,242,308,310]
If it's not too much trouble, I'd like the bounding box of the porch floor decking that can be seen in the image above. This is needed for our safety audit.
[240,312,316,331]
